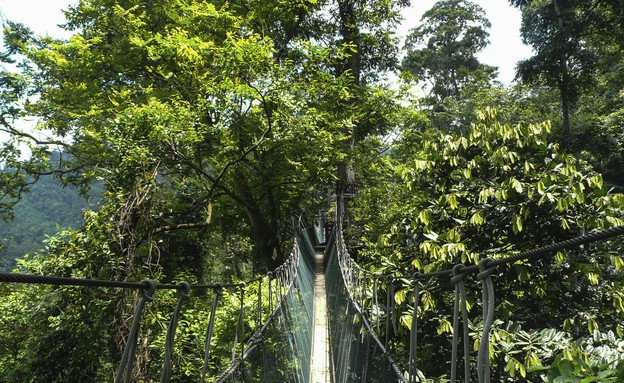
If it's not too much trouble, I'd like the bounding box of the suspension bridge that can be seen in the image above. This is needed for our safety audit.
[1,197,624,382]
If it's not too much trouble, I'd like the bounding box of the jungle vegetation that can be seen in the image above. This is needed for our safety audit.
[0,0,623,381]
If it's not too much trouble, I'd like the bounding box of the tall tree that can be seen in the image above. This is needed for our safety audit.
[402,0,496,120]
[510,0,598,139]
[328,0,409,190]
[0,0,354,274]
[0,0,409,272]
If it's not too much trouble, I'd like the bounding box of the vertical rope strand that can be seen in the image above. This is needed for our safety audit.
[160,282,190,383]
[373,278,380,336]
[267,272,273,315]
[232,283,246,361]
[361,274,367,314]
[200,284,222,383]
[451,265,470,383]
[385,276,393,348]
[408,278,420,383]
[477,260,495,383]
[115,279,156,383]
[460,271,471,383]
[256,278,263,333]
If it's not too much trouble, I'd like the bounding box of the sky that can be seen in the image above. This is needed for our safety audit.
[0,0,533,84]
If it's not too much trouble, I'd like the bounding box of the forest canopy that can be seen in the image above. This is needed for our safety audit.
[0,0,623,382]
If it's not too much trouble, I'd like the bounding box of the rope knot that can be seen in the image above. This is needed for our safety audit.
[477,258,495,280]
[140,279,157,302]
[214,282,224,296]
[411,273,421,284]
[267,271,273,280]
[177,281,191,300]
[450,264,468,284]
[239,282,246,290]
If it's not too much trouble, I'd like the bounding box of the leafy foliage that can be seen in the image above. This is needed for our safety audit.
[352,108,623,272]
[403,0,497,123]
[0,0,623,381]
[0,155,101,271]
[349,108,624,381]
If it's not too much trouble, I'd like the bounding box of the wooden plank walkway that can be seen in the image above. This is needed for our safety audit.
[310,250,333,383]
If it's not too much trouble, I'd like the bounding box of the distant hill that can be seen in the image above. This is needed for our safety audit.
[0,174,101,272]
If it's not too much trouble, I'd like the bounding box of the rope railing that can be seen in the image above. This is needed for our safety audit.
[333,194,624,383]
[326,197,407,383]
[342,225,624,283]
[0,227,316,383]
[212,229,316,383]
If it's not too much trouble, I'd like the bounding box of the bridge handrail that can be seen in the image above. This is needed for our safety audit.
[0,228,310,383]
[336,188,624,383]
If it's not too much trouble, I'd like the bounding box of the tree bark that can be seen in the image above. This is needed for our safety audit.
[336,0,360,205]
[245,204,282,270]
[235,170,283,270]
[553,0,571,137]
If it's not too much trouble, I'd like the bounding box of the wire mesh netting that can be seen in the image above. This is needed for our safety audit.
[325,230,407,383]
[214,230,316,383]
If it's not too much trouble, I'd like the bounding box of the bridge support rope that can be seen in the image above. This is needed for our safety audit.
[326,222,407,383]
[2,217,624,382]
[329,191,624,382]
[160,281,191,383]
[115,279,156,383]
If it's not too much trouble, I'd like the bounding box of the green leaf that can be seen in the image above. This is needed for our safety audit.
[419,209,432,225]
[512,215,523,234]
[616,360,624,379]
[436,318,452,335]
[423,231,439,241]
[470,210,486,226]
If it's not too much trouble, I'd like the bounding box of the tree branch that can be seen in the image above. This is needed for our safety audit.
[152,221,210,235]
[206,83,274,200]
[0,116,69,147]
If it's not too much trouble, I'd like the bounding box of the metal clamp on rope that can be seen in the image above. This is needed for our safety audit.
[214,282,224,296]
[177,281,191,300]
[451,264,468,285]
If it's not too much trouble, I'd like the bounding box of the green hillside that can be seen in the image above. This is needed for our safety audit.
[0,175,99,271]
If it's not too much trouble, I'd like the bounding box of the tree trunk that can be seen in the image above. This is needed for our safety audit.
[235,171,283,270]
[246,205,282,270]
[336,0,360,211]
[553,0,571,137]
[337,0,361,87]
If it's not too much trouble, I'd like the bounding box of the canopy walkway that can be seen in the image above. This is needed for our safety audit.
[2,198,624,382]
